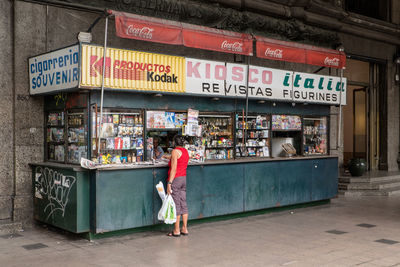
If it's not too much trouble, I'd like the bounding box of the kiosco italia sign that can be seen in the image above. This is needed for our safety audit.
[185,58,346,105]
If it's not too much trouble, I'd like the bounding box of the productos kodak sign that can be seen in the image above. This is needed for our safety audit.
[79,44,185,93]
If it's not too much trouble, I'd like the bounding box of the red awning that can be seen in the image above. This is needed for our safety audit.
[112,11,182,45]
[110,11,345,68]
[256,36,346,69]
[182,23,253,56]
[111,10,253,56]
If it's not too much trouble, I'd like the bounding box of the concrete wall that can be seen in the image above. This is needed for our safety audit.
[0,0,14,222]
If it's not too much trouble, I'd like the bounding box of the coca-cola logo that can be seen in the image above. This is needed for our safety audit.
[324,57,340,66]
[126,25,154,40]
[265,48,283,59]
[221,41,243,52]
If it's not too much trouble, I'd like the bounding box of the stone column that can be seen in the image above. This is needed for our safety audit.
[13,1,46,224]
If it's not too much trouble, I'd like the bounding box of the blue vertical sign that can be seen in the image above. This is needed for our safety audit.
[29,45,80,95]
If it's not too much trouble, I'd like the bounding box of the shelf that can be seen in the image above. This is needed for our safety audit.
[68,142,86,145]
[205,147,233,149]
[68,125,84,128]
[100,148,142,151]
[272,129,302,131]
[47,125,64,128]
[236,128,269,131]
[147,128,181,131]
[47,141,65,144]
[237,146,267,148]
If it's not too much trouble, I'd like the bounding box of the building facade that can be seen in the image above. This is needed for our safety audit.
[0,0,399,229]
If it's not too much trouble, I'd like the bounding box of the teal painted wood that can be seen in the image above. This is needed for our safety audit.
[278,160,313,206]
[153,167,168,224]
[31,165,90,233]
[244,161,280,211]
[95,169,154,233]
[185,166,205,220]
[200,164,244,217]
[311,159,338,201]
[92,158,337,232]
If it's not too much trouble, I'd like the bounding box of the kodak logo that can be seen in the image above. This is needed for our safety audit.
[147,72,178,83]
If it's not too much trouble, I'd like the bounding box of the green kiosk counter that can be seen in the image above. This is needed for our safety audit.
[92,156,337,234]
[31,155,337,236]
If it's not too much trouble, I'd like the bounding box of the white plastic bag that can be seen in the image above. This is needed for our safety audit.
[158,194,177,224]
[155,181,166,202]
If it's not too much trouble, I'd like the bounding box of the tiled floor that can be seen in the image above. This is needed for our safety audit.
[1,195,400,267]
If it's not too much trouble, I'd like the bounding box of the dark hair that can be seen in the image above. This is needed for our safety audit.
[173,135,185,147]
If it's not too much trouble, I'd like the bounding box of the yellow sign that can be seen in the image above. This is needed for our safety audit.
[80,44,185,93]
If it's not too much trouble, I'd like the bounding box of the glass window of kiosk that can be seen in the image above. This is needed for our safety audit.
[67,109,87,164]
[46,111,65,162]
[235,113,270,158]
[198,113,234,160]
[45,109,88,164]
[91,107,144,164]
[145,110,187,160]
[303,117,328,155]
[271,115,302,157]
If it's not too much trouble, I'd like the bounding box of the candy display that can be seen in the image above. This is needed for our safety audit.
[272,115,302,130]
[235,114,270,157]
[303,117,327,155]
[198,115,234,160]
[93,109,144,163]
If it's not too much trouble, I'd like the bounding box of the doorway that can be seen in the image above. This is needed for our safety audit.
[353,88,367,160]
[342,58,387,171]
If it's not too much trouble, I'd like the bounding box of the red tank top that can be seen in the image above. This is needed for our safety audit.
[167,147,189,180]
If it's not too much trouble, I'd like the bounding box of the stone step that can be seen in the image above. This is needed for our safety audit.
[340,180,400,190]
[0,221,22,234]
[339,186,400,197]
[339,174,400,184]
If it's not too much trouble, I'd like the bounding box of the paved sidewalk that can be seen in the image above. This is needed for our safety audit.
[1,195,400,267]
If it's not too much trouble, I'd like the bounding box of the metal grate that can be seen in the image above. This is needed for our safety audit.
[375,239,399,245]
[326,230,348,235]
[22,243,49,250]
[356,223,376,228]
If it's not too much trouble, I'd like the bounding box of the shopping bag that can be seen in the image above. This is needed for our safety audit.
[157,194,177,224]
[155,181,166,202]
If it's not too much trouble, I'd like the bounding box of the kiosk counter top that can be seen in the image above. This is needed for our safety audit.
[88,155,339,171]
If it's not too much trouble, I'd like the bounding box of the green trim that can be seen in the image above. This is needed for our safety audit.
[85,199,330,240]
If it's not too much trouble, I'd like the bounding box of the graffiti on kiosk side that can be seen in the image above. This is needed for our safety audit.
[34,166,76,220]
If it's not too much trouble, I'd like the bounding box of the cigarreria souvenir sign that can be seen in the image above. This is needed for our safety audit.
[29,45,80,95]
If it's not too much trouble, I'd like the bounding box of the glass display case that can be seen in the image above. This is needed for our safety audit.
[92,108,144,163]
[271,115,302,157]
[46,111,65,162]
[67,110,87,164]
[198,114,234,160]
[146,110,187,160]
[303,117,328,155]
[235,114,270,157]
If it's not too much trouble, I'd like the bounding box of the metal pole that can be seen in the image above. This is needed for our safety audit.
[244,56,250,152]
[337,67,344,150]
[97,16,109,157]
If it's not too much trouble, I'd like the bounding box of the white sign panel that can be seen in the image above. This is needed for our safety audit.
[29,45,79,95]
[290,72,347,105]
[186,58,346,105]
[186,58,225,96]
